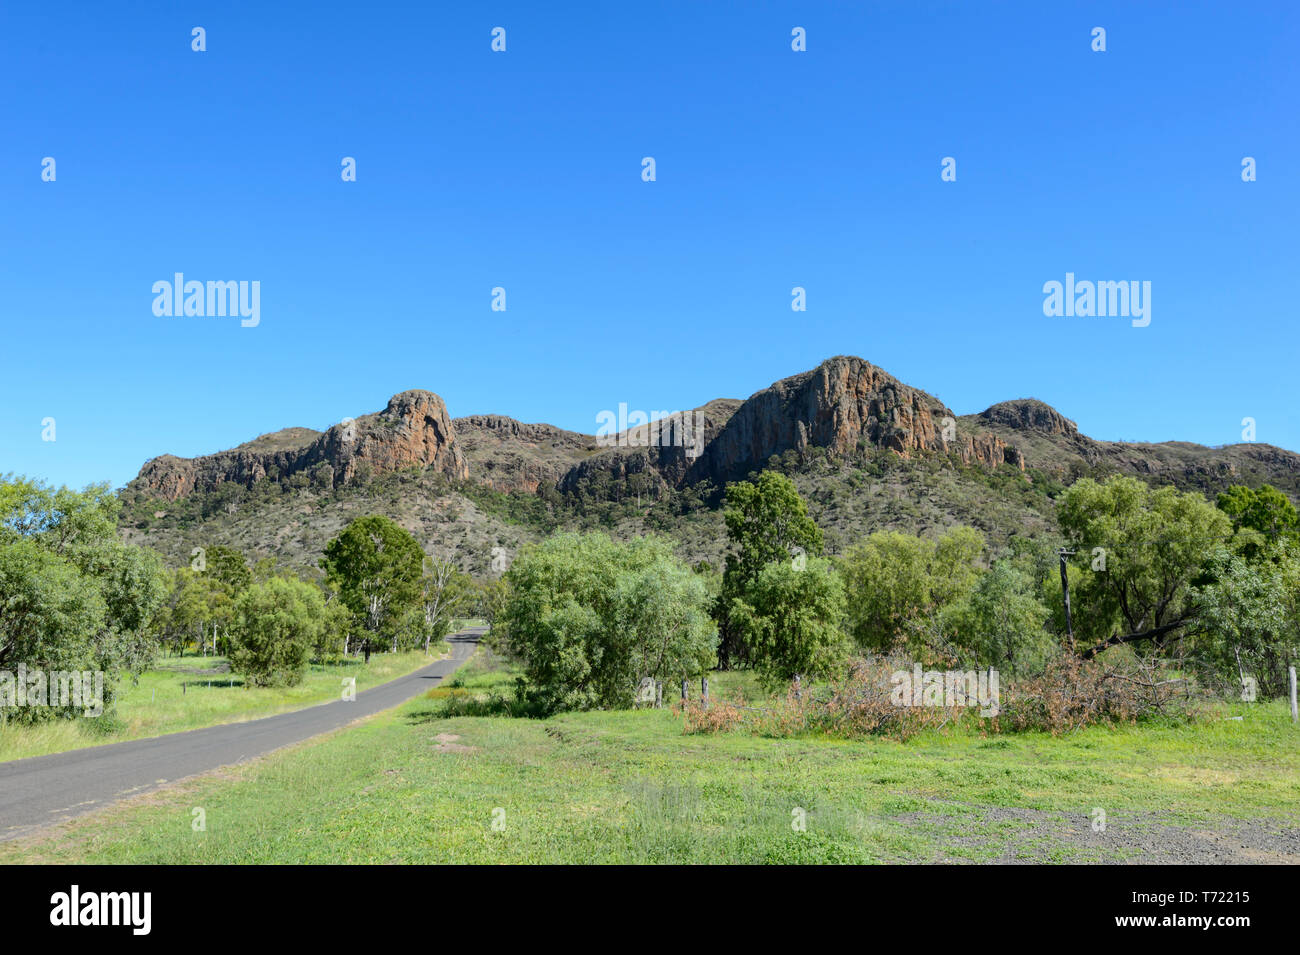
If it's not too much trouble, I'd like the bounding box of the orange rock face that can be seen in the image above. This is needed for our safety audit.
[130,360,1025,505]
[323,390,468,486]
[690,356,1022,484]
[132,390,466,501]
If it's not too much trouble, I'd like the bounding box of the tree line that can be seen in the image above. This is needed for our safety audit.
[1,477,476,722]
[493,471,1300,712]
[5,467,1296,724]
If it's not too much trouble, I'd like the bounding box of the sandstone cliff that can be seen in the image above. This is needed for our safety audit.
[132,390,466,501]
[556,398,743,495]
[129,356,1300,513]
[687,356,1023,486]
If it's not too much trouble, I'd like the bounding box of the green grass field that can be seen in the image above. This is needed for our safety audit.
[6,646,1298,864]
[0,640,455,764]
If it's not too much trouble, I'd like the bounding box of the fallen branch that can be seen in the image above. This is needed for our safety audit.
[1080,620,1188,659]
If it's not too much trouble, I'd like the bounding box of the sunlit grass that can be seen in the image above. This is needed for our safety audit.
[6,648,1296,864]
[0,642,452,763]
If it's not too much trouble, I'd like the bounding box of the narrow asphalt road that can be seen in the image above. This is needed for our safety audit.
[0,627,484,841]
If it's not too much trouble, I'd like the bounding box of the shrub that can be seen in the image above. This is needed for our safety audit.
[838,527,983,654]
[677,650,1203,741]
[228,577,323,687]
[676,695,745,734]
[727,557,850,689]
[500,532,716,714]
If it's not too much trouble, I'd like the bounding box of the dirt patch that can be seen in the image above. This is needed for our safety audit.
[430,733,478,754]
[156,663,232,675]
[890,797,1300,864]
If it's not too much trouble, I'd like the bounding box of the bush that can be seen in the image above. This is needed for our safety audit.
[228,578,324,687]
[676,695,745,734]
[499,532,716,714]
[0,477,167,725]
[838,526,983,654]
[727,557,850,689]
[677,650,1203,740]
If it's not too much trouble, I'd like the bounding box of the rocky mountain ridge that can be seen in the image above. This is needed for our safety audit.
[134,390,467,500]
[128,356,1300,505]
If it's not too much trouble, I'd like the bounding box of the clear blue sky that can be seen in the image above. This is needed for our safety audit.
[3,0,1297,491]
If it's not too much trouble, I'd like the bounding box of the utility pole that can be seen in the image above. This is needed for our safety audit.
[1058,549,1076,653]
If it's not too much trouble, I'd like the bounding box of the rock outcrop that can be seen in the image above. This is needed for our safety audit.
[978,399,1078,436]
[688,356,1023,485]
[132,390,466,501]
[131,362,1026,503]
[127,357,1300,521]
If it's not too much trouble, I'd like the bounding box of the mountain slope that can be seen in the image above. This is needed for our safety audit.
[119,356,1300,575]
[963,399,1300,500]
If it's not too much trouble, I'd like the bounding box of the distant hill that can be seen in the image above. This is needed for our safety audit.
[118,356,1300,576]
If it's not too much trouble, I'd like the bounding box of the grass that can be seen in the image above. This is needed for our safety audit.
[6,647,1298,864]
[0,641,453,764]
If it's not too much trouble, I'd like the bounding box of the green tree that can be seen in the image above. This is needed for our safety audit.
[320,516,425,660]
[420,555,472,655]
[718,472,823,668]
[1057,475,1232,658]
[613,554,718,687]
[205,545,252,593]
[313,595,355,663]
[500,532,715,713]
[475,577,509,632]
[228,577,324,687]
[151,566,229,657]
[838,527,984,654]
[1217,484,1299,559]
[0,541,106,677]
[0,476,166,723]
[1193,546,1300,698]
[203,545,251,655]
[78,540,167,673]
[728,556,849,688]
[941,560,1052,675]
[252,556,282,583]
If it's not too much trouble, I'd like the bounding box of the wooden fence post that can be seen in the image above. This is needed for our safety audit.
[680,679,687,702]
[701,676,709,707]
[655,680,663,709]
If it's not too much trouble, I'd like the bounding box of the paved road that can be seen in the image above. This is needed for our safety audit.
[0,627,484,841]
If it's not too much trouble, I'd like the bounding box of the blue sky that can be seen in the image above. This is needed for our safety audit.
[3,0,1297,491]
